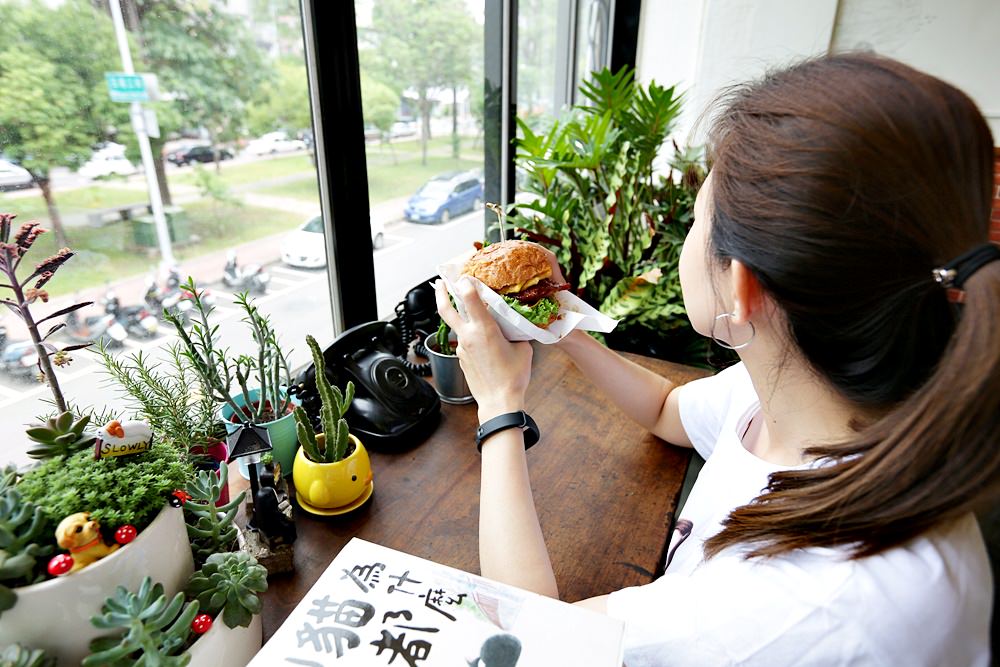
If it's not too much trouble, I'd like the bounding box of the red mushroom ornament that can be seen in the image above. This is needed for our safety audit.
[191,614,213,634]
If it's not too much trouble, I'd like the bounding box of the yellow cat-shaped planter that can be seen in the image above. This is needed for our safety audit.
[292,433,373,515]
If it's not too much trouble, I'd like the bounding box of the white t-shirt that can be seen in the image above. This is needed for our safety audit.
[606,363,992,666]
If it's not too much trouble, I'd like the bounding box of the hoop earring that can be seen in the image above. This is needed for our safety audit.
[711,312,755,350]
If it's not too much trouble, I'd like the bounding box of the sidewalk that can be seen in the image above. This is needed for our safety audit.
[0,193,410,337]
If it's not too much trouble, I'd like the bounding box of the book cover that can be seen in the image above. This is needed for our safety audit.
[249,537,625,666]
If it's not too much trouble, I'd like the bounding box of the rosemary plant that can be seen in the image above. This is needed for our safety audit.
[96,342,223,452]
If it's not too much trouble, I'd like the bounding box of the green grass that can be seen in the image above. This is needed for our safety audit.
[0,186,145,222]
[21,201,302,299]
[171,154,315,188]
[259,155,480,204]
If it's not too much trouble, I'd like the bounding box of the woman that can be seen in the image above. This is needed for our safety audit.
[436,53,998,665]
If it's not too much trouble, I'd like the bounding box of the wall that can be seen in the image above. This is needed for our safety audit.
[831,0,1000,140]
[637,0,1000,146]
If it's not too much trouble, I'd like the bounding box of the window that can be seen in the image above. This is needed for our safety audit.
[0,0,332,464]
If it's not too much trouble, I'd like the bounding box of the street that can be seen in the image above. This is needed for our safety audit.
[1,206,485,467]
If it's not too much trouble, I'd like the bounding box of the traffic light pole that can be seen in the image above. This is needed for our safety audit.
[108,0,175,270]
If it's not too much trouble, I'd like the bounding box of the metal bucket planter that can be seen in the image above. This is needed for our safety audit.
[425,337,474,404]
[0,504,193,666]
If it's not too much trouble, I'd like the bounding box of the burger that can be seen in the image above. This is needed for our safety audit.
[461,240,570,328]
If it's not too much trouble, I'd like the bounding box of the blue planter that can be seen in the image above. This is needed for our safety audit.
[221,388,298,479]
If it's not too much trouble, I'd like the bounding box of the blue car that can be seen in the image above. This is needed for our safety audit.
[404,172,484,224]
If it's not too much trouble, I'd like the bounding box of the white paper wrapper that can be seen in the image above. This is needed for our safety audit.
[438,259,619,344]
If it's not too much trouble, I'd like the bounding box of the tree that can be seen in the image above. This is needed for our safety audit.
[0,1,128,248]
[117,0,273,183]
[246,59,312,137]
[367,0,478,165]
[360,73,400,162]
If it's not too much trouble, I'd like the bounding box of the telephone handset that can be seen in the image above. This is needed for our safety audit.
[290,279,442,451]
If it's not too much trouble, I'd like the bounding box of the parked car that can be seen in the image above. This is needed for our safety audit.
[0,159,33,191]
[281,214,386,268]
[245,131,307,156]
[78,154,136,179]
[165,144,234,166]
[404,172,483,224]
[390,120,417,138]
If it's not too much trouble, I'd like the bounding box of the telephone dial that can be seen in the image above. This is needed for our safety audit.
[289,279,442,451]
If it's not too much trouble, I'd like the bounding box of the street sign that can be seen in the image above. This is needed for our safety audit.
[105,72,160,103]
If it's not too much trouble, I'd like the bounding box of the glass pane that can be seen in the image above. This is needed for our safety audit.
[517,0,560,120]
[356,0,486,318]
[0,0,333,465]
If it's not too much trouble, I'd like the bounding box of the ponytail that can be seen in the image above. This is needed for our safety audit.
[705,261,1000,559]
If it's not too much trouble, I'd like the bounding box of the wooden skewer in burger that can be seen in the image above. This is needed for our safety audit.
[462,204,570,328]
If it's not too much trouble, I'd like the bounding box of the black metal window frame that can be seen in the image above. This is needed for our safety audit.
[299,0,639,331]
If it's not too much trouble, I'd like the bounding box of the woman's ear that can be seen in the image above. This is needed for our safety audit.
[729,260,764,325]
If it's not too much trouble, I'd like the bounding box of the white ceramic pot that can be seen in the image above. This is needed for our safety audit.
[187,612,263,667]
[0,504,194,666]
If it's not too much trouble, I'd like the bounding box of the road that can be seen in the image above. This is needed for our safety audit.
[1,207,485,467]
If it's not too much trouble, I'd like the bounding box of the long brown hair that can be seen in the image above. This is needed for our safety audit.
[702,53,1000,559]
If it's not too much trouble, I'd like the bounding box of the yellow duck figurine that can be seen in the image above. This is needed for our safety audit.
[54,512,119,573]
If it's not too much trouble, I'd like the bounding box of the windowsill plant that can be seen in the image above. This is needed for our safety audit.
[507,67,720,366]
[291,335,373,514]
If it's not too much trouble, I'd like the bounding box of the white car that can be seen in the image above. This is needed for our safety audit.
[244,132,307,156]
[0,159,33,191]
[281,215,386,268]
[78,154,136,179]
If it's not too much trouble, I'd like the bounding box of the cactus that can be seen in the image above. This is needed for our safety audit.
[24,412,94,460]
[0,488,52,617]
[184,551,267,629]
[183,466,246,564]
[0,644,56,667]
[293,335,354,463]
[84,577,198,667]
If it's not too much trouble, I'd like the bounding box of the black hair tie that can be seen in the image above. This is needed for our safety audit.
[932,243,1000,291]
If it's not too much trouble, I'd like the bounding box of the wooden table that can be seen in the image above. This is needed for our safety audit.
[232,343,709,641]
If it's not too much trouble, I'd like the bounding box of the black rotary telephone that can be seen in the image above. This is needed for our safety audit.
[289,279,442,452]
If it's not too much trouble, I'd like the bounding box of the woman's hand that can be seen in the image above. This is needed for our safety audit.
[435,278,533,421]
[540,245,569,285]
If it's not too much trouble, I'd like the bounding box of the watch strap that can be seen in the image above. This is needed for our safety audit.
[476,411,539,453]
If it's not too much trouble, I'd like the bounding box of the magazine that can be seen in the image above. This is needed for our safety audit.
[249,537,625,666]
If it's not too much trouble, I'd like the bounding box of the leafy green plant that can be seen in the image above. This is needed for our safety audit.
[184,551,267,629]
[293,335,354,463]
[183,466,246,564]
[24,411,94,460]
[96,342,225,455]
[0,213,92,413]
[16,441,192,530]
[0,643,55,667]
[508,67,705,357]
[0,488,52,618]
[166,278,292,426]
[84,577,198,667]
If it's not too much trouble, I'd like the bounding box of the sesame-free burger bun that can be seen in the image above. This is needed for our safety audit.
[461,240,552,295]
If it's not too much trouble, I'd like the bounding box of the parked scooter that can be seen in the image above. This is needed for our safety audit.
[0,326,38,381]
[145,269,214,327]
[104,290,159,339]
[65,304,128,348]
[222,250,270,294]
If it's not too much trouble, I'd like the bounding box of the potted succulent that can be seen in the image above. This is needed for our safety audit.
[0,440,195,665]
[165,279,298,477]
[82,546,267,667]
[292,335,373,514]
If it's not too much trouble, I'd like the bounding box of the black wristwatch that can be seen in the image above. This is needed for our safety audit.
[475,411,540,453]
